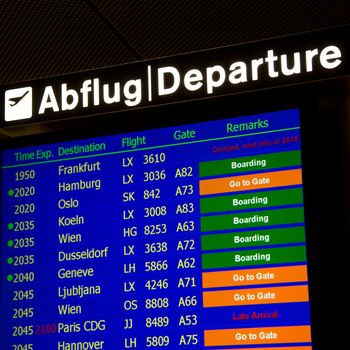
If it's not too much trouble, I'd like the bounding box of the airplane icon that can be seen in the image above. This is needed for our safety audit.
[8,90,30,107]
[5,87,33,121]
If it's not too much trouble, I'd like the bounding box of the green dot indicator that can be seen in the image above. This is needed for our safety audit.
[8,223,14,230]
[7,257,14,265]
[7,274,13,282]
[8,189,14,197]
[7,240,14,247]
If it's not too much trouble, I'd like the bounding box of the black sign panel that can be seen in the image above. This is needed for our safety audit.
[0,25,349,128]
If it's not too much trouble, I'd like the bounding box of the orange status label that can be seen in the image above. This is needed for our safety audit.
[203,285,309,307]
[204,325,312,346]
[202,265,308,288]
[200,169,302,195]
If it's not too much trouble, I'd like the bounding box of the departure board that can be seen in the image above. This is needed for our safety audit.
[0,108,313,350]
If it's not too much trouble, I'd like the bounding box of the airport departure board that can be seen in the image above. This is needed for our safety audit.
[0,108,313,349]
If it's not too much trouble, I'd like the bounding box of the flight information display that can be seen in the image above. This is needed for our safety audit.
[0,108,313,349]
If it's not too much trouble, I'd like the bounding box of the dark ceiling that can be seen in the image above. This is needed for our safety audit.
[1,0,350,85]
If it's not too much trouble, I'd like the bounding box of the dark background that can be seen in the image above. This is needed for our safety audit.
[1,1,349,348]
[1,0,350,85]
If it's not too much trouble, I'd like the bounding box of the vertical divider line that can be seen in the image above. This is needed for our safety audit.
[147,65,153,102]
